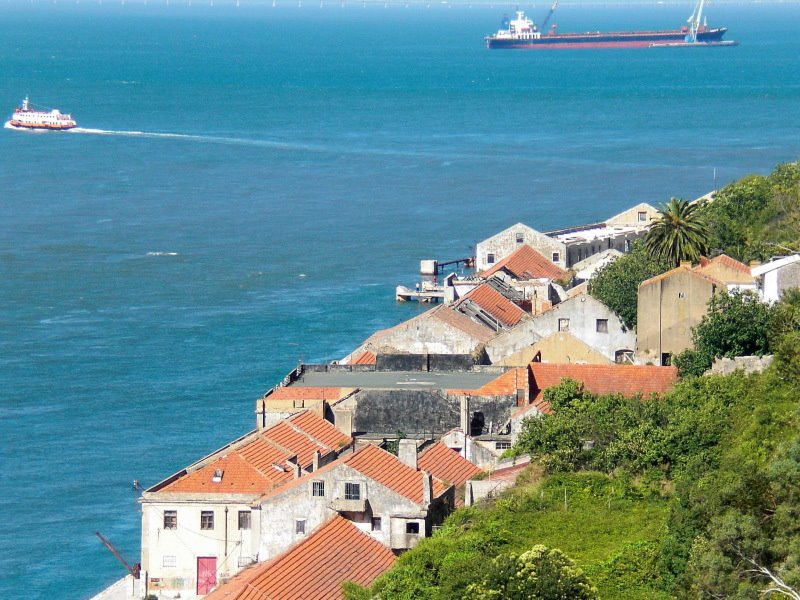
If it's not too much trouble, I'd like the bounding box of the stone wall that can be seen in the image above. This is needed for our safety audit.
[708,355,774,376]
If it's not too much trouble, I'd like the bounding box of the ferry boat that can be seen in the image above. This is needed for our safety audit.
[7,97,77,131]
[485,0,734,49]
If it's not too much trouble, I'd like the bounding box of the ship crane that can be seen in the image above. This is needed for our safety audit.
[540,0,558,31]
[686,0,707,43]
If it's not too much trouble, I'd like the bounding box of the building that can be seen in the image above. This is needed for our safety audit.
[511,362,679,433]
[485,294,635,365]
[139,411,352,598]
[497,331,614,366]
[636,264,723,365]
[694,254,756,292]
[256,385,357,429]
[476,223,567,272]
[203,515,396,600]
[751,255,800,303]
[256,443,453,559]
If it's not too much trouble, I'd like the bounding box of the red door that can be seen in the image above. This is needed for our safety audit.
[197,557,217,595]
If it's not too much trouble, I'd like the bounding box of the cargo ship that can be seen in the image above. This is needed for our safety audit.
[6,97,77,131]
[485,0,735,49]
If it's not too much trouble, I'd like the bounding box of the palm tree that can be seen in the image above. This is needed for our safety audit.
[644,198,710,267]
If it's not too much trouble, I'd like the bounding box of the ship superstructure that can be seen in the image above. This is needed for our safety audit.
[486,0,734,49]
[7,97,77,130]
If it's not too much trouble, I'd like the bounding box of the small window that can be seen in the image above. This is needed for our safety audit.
[638,211,647,222]
[345,482,361,501]
[552,252,560,263]
[295,519,306,535]
[558,318,570,332]
[515,232,524,244]
[238,511,251,531]
[406,522,420,535]
[596,319,609,333]
[163,510,177,530]
[200,511,214,530]
[678,292,686,299]
[486,253,495,264]
[371,517,382,531]
[662,353,672,366]
[495,441,511,450]
[312,481,325,497]
[162,555,177,568]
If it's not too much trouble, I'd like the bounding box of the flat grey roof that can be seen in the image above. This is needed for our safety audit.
[294,370,501,391]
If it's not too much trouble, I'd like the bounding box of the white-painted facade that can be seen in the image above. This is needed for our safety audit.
[752,255,800,303]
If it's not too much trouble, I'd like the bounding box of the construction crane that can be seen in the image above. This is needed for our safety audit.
[540,0,559,31]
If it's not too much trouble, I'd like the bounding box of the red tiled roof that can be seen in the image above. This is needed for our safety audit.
[288,410,352,450]
[263,420,332,469]
[204,516,396,600]
[482,244,567,281]
[344,444,449,504]
[697,254,750,273]
[521,363,679,416]
[351,350,377,365]
[266,386,350,402]
[418,443,483,487]
[160,453,275,494]
[639,264,724,289]
[457,283,526,327]
[448,367,528,398]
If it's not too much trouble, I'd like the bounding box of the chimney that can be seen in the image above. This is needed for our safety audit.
[312,450,321,472]
[460,395,470,435]
[422,471,432,506]
[750,260,762,268]
[398,439,418,470]
[293,462,301,479]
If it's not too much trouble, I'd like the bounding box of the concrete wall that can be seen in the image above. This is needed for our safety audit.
[605,203,659,227]
[368,314,490,356]
[709,355,774,376]
[563,230,645,268]
[775,262,800,301]
[346,389,517,437]
[476,223,567,272]
[637,270,717,365]
[140,496,260,597]
[258,464,440,559]
[375,353,477,372]
[485,295,633,364]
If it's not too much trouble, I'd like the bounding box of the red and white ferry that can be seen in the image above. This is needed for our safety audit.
[7,97,77,131]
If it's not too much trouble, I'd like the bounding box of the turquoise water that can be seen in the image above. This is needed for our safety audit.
[1,4,799,597]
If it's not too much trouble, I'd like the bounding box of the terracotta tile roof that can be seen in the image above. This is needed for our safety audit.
[288,410,352,450]
[639,264,724,289]
[448,367,527,398]
[456,283,526,327]
[351,350,377,365]
[429,305,496,343]
[344,444,449,504]
[485,456,532,483]
[262,420,332,469]
[482,244,567,281]
[204,516,396,600]
[159,453,275,494]
[698,254,751,274]
[418,442,483,487]
[265,386,352,403]
[520,363,679,416]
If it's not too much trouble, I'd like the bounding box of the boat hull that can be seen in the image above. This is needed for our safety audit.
[7,120,76,130]
[486,27,727,49]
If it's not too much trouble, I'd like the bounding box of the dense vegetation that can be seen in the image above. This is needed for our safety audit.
[347,162,800,599]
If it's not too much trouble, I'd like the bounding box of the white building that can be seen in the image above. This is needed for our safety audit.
[751,255,800,303]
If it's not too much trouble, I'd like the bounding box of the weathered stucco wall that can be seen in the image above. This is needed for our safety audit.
[476,224,567,272]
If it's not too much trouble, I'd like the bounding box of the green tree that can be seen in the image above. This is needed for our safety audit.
[467,545,598,600]
[589,241,669,330]
[644,198,711,267]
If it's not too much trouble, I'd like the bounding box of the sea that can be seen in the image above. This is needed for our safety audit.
[1,1,799,597]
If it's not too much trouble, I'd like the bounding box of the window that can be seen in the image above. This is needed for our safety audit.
[486,253,495,264]
[495,441,511,450]
[238,511,251,531]
[162,555,177,568]
[515,232,524,244]
[558,318,570,332]
[678,292,686,299]
[372,517,382,531]
[312,480,325,497]
[552,252,560,263]
[406,522,420,535]
[345,482,361,500]
[163,510,177,530]
[638,211,647,222]
[295,519,306,535]
[201,511,214,530]
[596,319,609,333]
